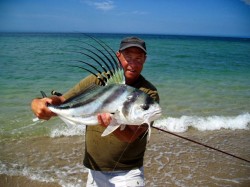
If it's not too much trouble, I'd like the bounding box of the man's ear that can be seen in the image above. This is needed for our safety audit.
[116,51,126,64]
[116,51,121,57]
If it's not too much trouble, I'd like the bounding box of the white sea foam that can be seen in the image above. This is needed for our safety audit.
[50,124,86,138]
[0,161,87,187]
[0,161,56,183]
[47,113,250,137]
[154,113,250,133]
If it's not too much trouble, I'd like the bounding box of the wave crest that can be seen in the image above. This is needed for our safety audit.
[48,113,250,137]
[50,125,86,138]
[154,113,250,133]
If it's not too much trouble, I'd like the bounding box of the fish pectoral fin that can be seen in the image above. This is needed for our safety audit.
[142,122,151,142]
[120,124,126,131]
[101,125,120,137]
[101,118,121,137]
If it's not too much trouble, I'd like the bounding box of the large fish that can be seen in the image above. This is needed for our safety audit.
[42,36,162,136]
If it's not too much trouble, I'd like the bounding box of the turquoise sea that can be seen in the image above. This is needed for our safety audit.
[0,33,250,186]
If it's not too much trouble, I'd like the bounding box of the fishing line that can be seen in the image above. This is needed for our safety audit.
[8,121,41,133]
[111,125,145,172]
[152,126,250,164]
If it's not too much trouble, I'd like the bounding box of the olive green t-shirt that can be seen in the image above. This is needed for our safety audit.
[63,74,159,171]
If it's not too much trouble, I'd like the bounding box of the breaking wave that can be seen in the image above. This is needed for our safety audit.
[50,125,86,138]
[0,160,87,187]
[154,113,250,133]
[49,113,250,137]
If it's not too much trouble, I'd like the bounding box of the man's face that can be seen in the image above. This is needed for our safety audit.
[117,47,146,84]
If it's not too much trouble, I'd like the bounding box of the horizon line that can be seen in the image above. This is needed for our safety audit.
[0,31,250,39]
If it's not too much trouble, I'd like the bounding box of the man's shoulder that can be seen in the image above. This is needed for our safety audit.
[136,75,160,103]
[137,75,157,91]
[63,74,100,100]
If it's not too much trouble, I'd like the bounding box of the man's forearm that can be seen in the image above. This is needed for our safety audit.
[113,125,148,143]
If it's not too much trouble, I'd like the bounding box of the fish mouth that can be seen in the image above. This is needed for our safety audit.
[143,109,162,123]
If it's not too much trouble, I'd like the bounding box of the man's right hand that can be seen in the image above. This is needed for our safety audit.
[31,96,65,120]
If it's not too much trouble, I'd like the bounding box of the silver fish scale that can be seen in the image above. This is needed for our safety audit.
[51,84,135,116]
[38,36,162,134]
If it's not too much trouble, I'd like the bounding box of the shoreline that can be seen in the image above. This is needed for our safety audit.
[0,129,250,186]
[0,174,61,187]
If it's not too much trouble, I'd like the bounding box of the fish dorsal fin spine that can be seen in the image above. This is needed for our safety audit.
[74,35,125,86]
[40,91,47,98]
[106,68,125,85]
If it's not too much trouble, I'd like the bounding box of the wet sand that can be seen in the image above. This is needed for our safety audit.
[144,129,250,187]
[0,174,61,187]
[0,129,250,186]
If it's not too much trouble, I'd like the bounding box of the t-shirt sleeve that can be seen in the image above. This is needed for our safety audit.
[63,75,97,100]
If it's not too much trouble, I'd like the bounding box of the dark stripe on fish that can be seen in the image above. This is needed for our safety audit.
[56,85,112,109]
[98,85,128,112]
[122,90,143,117]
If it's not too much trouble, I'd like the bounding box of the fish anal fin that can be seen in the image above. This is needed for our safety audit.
[58,115,76,127]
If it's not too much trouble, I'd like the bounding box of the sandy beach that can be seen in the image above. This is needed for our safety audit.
[0,174,61,187]
[1,129,250,186]
[1,33,250,186]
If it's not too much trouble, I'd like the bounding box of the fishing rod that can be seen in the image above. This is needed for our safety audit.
[152,126,250,164]
[37,89,250,164]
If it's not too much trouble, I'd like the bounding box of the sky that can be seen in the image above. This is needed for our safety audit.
[0,0,250,37]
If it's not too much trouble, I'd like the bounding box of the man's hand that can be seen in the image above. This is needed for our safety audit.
[31,96,65,120]
[97,112,148,143]
[97,113,112,127]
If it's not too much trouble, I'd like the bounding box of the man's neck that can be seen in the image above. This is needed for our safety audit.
[125,75,141,86]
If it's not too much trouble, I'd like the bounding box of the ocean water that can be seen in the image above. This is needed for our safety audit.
[0,33,250,186]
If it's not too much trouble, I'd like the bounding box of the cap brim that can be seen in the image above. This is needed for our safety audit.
[120,44,147,54]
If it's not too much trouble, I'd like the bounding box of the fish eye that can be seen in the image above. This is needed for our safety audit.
[140,104,149,110]
[127,95,133,100]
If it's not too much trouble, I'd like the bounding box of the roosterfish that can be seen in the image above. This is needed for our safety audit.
[40,36,162,137]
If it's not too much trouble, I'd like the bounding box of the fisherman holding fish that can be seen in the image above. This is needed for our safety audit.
[31,36,160,186]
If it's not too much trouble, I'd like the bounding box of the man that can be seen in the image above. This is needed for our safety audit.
[31,36,159,186]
